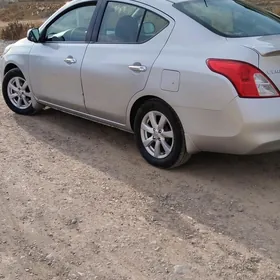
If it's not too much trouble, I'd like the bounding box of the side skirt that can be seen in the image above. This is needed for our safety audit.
[38,100,133,134]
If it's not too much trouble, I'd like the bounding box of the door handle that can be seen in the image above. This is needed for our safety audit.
[128,64,147,73]
[64,56,77,65]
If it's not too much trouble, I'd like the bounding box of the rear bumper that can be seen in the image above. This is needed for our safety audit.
[177,97,280,155]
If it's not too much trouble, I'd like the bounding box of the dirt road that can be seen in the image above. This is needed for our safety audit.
[1,48,280,279]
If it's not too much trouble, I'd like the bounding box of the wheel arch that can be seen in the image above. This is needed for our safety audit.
[4,63,21,76]
[2,65,44,113]
[128,94,199,154]
[129,95,172,131]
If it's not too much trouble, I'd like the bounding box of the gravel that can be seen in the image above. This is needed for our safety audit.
[1,40,280,279]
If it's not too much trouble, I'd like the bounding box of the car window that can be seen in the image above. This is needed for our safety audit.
[98,2,169,44]
[98,2,144,43]
[45,5,96,42]
[174,0,280,38]
[138,10,169,43]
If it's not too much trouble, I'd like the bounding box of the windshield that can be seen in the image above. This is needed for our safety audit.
[173,0,280,38]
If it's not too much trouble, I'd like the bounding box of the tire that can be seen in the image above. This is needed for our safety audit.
[2,68,43,115]
[134,99,191,169]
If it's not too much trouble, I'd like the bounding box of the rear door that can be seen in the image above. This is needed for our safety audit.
[81,0,174,124]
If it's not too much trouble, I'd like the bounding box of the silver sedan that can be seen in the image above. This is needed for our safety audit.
[2,0,280,168]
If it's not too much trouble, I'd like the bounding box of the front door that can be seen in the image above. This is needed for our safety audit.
[29,2,97,112]
[81,0,174,124]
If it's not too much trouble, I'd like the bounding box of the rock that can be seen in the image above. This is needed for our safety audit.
[138,216,146,222]
[45,253,54,265]
[67,218,78,225]
[199,229,208,235]
[151,216,157,222]
[259,248,268,252]
[174,264,191,275]
[237,204,244,212]
[249,256,262,263]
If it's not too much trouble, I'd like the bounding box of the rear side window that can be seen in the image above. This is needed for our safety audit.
[174,0,280,38]
[97,1,169,44]
[138,11,169,43]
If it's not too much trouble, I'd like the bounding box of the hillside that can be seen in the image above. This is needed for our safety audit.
[1,0,280,22]
[0,0,280,40]
[0,0,279,23]
[0,1,63,22]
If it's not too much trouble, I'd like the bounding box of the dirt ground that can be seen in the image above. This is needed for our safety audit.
[1,45,280,280]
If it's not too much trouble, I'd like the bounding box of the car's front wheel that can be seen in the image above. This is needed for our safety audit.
[134,99,191,169]
[2,68,43,115]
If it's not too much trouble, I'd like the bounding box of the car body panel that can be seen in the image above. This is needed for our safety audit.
[27,1,98,112]
[81,0,175,124]
[180,97,280,155]
[28,43,88,112]
[0,38,33,84]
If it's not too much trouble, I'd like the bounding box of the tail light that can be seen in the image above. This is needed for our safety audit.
[206,59,280,98]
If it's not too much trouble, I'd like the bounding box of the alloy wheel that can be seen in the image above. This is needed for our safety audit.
[140,111,174,159]
[7,77,32,110]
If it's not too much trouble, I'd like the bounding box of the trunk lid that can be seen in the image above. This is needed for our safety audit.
[228,35,280,89]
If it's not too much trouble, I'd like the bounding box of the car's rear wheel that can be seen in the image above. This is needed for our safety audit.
[134,99,191,169]
[2,68,43,115]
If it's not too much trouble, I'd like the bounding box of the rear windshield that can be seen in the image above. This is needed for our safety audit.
[173,0,280,38]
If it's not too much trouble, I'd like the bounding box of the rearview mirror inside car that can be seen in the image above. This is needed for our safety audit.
[27,28,40,43]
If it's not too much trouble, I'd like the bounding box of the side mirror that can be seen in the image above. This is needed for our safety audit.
[27,28,40,43]
[142,22,155,34]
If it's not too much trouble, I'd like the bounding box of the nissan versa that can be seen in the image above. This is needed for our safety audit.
[2,0,280,168]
